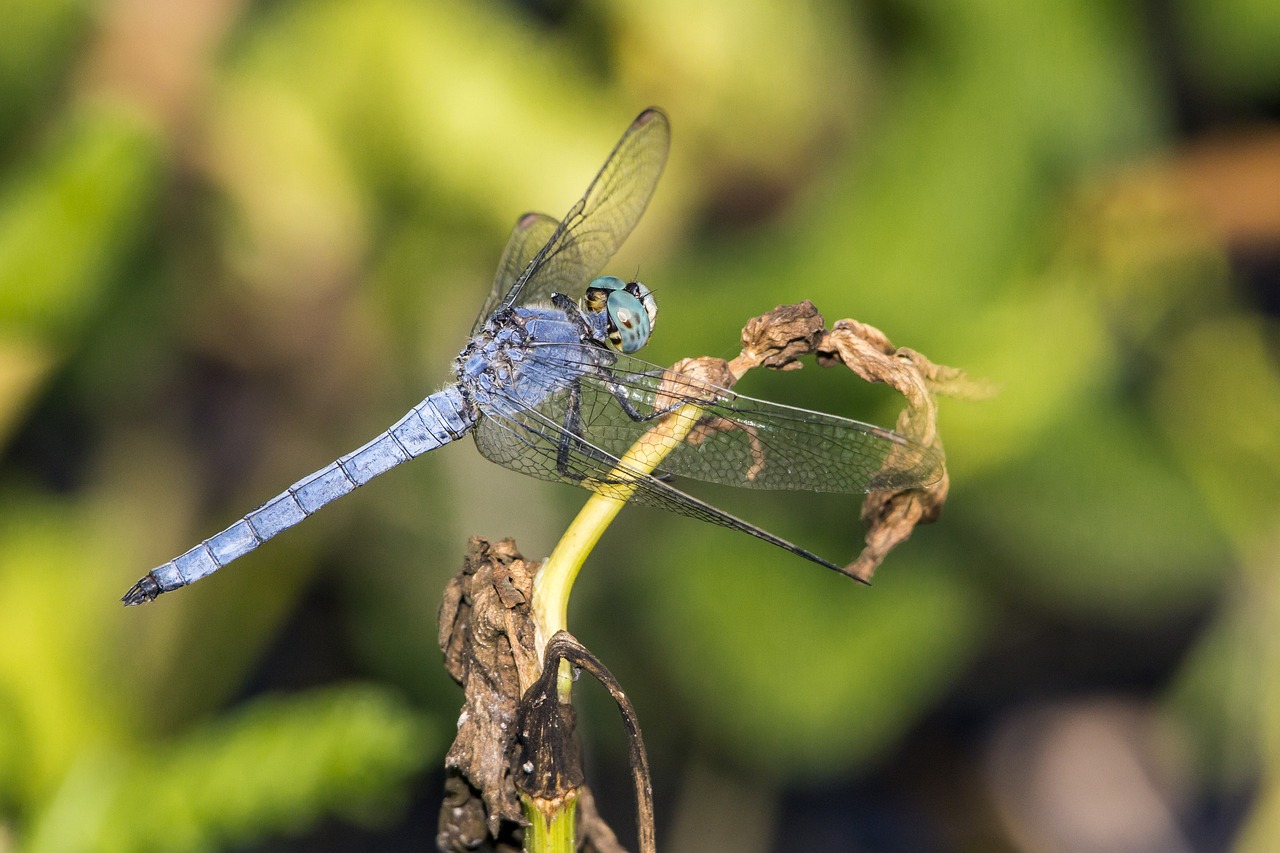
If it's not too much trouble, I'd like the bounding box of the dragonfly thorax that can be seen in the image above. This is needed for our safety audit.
[583,275,658,354]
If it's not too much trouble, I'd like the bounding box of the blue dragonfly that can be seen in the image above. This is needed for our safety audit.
[122,108,942,605]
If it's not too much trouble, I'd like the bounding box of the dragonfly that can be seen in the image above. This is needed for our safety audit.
[122,107,942,605]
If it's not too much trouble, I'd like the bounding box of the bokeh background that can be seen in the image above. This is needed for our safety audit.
[2,0,1279,850]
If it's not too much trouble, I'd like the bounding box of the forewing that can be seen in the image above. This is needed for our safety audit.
[472,212,560,335]
[470,374,844,572]
[495,108,670,314]
[521,345,945,494]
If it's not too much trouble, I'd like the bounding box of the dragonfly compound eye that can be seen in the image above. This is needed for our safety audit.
[605,286,653,353]
[584,275,626,315]
[624,280,658,333]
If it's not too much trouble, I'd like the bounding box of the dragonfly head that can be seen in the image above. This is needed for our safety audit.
[584,275,658,354]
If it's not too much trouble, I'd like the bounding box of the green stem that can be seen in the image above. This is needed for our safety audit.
[531,401,703,660]
[522,792,578,853]
[524,401,706,851]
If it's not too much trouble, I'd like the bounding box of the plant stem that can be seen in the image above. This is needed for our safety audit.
[532,401,703,658]
[524,401,704,852]
[522,792,578,853]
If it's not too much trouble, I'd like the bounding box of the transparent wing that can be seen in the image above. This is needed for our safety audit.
[471,363,848,572]
[482,343,943,495]
[504,343,947,491]
[471,212,560,336]
[485,108,670,323]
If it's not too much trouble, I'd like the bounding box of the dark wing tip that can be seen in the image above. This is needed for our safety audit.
[874,434,946,491]
[635,107,668,126]
[121,575,161,606]
[917,443,948,487]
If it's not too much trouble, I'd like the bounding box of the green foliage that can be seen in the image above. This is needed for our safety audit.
[0,0,89,147]
[24,686,431,853]
[1177,0,1280,96]
[0,107,161,342]
[638,545,989,777]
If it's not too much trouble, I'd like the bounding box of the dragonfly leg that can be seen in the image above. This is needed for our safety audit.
[554,380,635,475]
[555,380,586,475]
[601,376,685,423]
[551,379,676,484]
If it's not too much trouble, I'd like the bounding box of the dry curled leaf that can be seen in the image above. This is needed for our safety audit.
[706,302,984,581]
[813,318,989,580]
[438,540,641,852]
[437,537,540,851]
[734,299,827,373]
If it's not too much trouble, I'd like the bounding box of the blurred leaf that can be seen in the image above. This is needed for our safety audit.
[960,398,1228,618]
[206,77,369,299]
[1168,581,1270,790]
[25,685,433,853]
[0,336,55,451]
[0,0,90,148]
[222,0,651,229]
[1154,315,1280,544]
[1177,0,1280,97]
[1052,169,1232,347]
[605,0,864,159]
[0,491,127,806]
[635,544,988,778]
[1168,532,1280,852]
[0,105,162,342]
[835,0,1158,332]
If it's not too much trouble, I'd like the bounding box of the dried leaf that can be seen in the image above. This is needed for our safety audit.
[518,631,655,853]
[439,542,644,851]
[813,318,989,579]
[437,538,540,850]
[732,299,826,374]
[680,303,986,582]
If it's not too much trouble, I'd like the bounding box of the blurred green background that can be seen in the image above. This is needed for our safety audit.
[2,0,1279,850]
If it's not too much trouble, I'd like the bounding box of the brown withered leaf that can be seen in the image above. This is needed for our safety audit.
[437,537,540,851]
[438,541,641,852]
[671,303,985,582]
[813,318,989,580]
[734,299,827,372]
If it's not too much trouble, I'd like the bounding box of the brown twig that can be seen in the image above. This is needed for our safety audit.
[437,537,539,851]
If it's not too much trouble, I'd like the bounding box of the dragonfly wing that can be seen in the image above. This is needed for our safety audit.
[470,366,847,572]
[523,344,945,494]
[495,108,670,315]
[471,212,560,335]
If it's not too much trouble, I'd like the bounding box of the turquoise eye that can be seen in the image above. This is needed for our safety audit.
[607,290,650,353]
[584,276,626,315]
[586,276,657,353]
